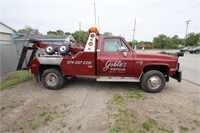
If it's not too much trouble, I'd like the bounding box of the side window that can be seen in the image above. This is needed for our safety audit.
[119,40,129,52]
[103,39,129,52]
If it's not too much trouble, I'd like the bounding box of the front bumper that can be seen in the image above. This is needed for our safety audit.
[172,63,182,82]
[172,69,182,82]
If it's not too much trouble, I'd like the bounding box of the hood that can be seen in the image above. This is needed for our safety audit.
[134,52,178,61]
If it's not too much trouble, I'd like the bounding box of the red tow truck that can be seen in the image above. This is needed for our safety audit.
[17,27,184,93]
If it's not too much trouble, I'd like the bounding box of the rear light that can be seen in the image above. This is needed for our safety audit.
[90,34,95,38]
[89,42,93,46]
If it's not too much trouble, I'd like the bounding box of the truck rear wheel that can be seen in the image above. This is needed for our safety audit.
[141,70,166,93]
[42,68,64,90]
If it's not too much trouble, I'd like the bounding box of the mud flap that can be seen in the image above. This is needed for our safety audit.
[172,70,182,82]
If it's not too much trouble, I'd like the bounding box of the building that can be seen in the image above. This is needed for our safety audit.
[0,22,18,74]
[0,22,16,45]
[137,44,152,49]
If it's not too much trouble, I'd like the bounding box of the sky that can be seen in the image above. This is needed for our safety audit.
[1,0,200,41]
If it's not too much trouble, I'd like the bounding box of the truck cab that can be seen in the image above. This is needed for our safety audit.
[17,27,183,93]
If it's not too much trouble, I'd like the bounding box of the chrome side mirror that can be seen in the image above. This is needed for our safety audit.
[123,52,128,57]
[120,46,126,52]
[119,46,128,57]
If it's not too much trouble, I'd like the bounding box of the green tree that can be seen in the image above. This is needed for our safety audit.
[128,40,138,47]
[186,33,200,46]
[65,32,71,35]
[102,32,113,36]
[47,31,58,35]
[72,30,89,44]
[18,26,40,35]
[169,35,182,49]
[137,41,152,45]
[47,30,65,35]
[153,34,171,49]
[56,30,64,35]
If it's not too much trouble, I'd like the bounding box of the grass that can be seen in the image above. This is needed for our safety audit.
[127,87,147,100]
[108,93,136,133]
[76,124,82,130]
[179,125,189,133]
[0,100,24,111]
[113,94,124,105]
[0,70,34,90]
[142,118,158,130]
[108,86,174,133]
[1,105,17,110]
[61,103,69,108]
[60,120,67,128]
[29,120,37,130]
[40,112,54,125]
[107,86,147,133]
[193,120,200,127]
[16,124,23,130]
[2,102,72,132]
[142,117,174,132]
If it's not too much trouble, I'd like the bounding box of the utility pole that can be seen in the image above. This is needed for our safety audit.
[184,20,191,47]
[94,3,97,27]
[132,18,136,48]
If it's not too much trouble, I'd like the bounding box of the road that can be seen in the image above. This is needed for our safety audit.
[179,53,200,85]
[142,49,200,85]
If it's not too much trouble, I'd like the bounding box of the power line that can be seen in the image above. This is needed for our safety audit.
[110,4,199,33]
[138,4,199,25]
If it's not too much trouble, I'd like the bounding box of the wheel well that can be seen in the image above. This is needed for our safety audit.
[143,65,170,82]
[38,65,63,81]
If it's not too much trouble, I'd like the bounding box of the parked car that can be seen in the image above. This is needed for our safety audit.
[189,46,200,54]
[180,46,194,52]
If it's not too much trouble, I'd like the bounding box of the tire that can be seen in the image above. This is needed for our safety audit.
[42,68,64,90]
[195,50,200,54]
[59,45,69,55]
[45,45,56,55]
[141,70,166,93]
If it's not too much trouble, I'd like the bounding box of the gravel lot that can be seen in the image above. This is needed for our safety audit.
[0,76,200,133]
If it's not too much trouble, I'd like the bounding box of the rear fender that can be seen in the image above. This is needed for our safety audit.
[38,65,64,81]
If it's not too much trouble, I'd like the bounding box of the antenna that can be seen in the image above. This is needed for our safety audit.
[79,22,81,44]
[98,16,100,32]
[94,3,97,27]
[132,18,136,48]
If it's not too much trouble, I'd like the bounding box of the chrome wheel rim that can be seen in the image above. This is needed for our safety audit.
[148,76,161,90]
[46,46,53,52]
[45,73,58,86]
[60,45,67,52]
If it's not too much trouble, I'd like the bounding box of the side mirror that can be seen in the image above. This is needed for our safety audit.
[120,46,126,52]
[176,52,184,57]
[120,46,128,57]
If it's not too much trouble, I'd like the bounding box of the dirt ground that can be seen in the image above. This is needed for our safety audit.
[0,76,200,133]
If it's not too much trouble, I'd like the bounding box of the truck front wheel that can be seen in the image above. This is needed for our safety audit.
[42,68,64,90]
[141,70,166,93]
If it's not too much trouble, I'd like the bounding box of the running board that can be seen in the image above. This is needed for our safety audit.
[17,47,38,70]
[96,76,140,82]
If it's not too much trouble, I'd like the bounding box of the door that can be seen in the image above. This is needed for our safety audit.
[97,38,133,76]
